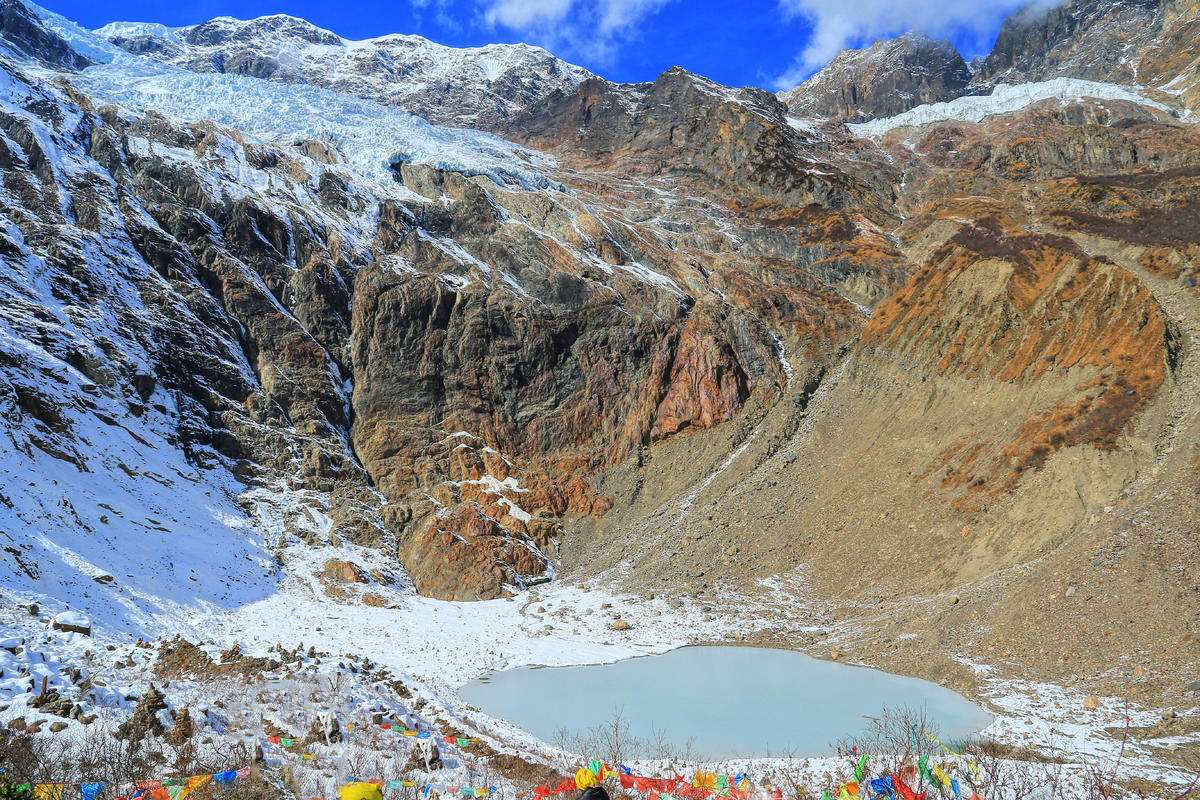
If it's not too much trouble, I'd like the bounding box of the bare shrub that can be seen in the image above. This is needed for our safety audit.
[553,708,698,768]
[0,725,259,794]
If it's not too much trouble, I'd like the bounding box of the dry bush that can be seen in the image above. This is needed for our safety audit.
[0,725,260,794]
[552,708,699,768]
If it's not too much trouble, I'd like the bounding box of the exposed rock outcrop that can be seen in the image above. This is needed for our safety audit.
[781,33,972,122]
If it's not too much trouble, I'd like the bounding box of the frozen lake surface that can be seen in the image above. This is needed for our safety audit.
[461,645,992,759]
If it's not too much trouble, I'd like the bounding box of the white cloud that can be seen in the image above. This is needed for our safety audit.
[594,0,672,33]
[480,0,674,64]
[773,0,1063,90]
[484,0,574,29]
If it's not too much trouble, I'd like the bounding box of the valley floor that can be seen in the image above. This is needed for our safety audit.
[3,560,1197,798]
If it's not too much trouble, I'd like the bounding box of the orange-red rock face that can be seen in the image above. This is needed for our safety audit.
[400,505,549,601]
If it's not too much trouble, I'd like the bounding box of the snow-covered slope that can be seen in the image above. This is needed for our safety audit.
[0,61,281,633]
[93,13,593,130]
[848,77,1178,137]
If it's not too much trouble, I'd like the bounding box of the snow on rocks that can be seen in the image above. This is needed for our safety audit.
[959,658,1200,788]
[850,78,1179,138]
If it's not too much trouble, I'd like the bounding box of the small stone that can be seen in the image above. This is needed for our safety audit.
[1083,695,1101,710]
[50,721,69,733]
[1065,585,1077,598]
[608,619,632,631]
[829,647,843,661]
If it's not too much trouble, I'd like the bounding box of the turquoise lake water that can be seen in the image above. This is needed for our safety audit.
[460,646,992,759]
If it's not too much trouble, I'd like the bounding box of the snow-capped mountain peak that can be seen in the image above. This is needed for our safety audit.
[94,11,594,130]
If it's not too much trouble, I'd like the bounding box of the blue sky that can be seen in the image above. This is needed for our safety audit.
[50,0,1043,90]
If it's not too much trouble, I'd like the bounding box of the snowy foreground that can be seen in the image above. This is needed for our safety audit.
[2,546,1197,799]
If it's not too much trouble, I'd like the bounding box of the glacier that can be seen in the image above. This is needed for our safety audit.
[16,0,561,192]
[849,77,1178,138]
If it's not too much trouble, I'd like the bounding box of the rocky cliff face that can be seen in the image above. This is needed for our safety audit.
[94,15,592,130]
[0,3,911,605]
[967,0,1200,112]
[780,33,971,122]
[972,0,1163,86]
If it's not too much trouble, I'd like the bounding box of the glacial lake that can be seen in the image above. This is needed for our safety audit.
[461,646,992,759]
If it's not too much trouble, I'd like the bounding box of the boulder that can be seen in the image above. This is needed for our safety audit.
[50,611,92,636]
[322,559,369,584]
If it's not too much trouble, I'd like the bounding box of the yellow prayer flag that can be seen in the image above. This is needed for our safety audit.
[339,784,382,800]
[575,769,598,790]
[187,776,211,791]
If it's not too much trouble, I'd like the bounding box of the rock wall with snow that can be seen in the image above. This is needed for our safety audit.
[780,0,1200,122]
